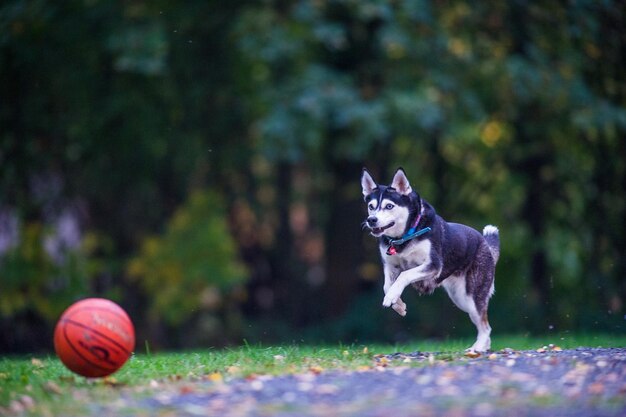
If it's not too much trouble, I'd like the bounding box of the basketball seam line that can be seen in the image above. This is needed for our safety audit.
[62,324,117,374]
[62,318,133,355]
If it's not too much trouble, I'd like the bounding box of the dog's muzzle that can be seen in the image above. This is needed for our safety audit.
[367,217,395,236]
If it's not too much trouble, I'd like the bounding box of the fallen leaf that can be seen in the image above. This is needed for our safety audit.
[31,358,44,368]
[179,385,195,395]
[19,395,35,410]
[309,366,323,375]
[440,370,458,382]
[9,400,24,414]
[588,383,604,395]
[316,384,339,394]
[227,366,240,374]
[488,353,498,360]
[207,373,223,383]
[103,377,124,387]
[42,381,63,395]
[464,351,481,358]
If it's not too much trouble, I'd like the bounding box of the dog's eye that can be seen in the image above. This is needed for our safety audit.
[368,203,375,211]
[385,203,394,210]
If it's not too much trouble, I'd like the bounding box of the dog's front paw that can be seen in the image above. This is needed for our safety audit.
[382,287,402,308]
[382,295,393,308]
[392,301,407,317]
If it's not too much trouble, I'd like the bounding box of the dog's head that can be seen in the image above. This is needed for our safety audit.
[361,168,420,238]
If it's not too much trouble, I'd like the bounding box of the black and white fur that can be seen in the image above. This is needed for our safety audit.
[361,168,500,352]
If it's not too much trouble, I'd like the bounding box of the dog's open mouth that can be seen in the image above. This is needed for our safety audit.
[370,222,395,236]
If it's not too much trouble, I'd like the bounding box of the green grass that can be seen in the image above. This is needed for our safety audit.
[1,334,625,416]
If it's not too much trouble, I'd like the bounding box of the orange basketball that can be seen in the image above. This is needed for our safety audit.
[54,298,135,378]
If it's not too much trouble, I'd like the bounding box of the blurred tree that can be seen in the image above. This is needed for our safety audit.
[236,1,409,319]
[0,0,251,350]
[1,0,625,351]
[235,0,626,336]
[127,190,247,347]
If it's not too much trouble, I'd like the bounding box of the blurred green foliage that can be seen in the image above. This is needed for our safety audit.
[127,190,247,325]
[1,0,625,351]
[234,0,626,336]
[0,221,90,319]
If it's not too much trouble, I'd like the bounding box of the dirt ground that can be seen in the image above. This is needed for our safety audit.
[100,347,626,417]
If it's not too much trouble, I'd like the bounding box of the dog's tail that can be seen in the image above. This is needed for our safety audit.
[482,225,500,264]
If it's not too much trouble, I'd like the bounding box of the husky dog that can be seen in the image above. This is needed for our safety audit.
[361,168,500,352]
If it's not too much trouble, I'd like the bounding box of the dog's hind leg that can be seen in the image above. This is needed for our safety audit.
[467,308,492,352]
[468,253,496,352]
[442,273,492,352]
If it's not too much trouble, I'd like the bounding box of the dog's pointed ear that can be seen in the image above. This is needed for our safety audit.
[361,168,377,197]
[391,168,412,195]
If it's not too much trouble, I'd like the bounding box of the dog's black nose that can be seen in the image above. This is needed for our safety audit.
[367,216,378,226]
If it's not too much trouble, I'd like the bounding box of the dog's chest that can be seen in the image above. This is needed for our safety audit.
[382,239,432,270]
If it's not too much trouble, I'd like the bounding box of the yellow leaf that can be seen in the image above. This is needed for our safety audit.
[207,372,223,383]
[481,120,503,147]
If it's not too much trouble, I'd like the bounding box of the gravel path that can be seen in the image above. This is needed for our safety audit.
[107,347,626,417]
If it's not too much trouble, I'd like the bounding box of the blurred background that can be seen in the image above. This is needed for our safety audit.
[1,0,625,353]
